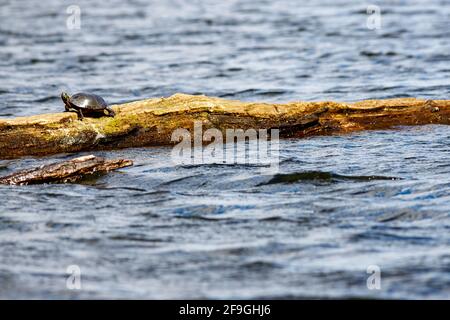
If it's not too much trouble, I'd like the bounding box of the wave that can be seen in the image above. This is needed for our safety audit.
[260,171,400,185]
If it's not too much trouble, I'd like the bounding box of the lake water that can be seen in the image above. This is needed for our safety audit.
[0,0,449,299]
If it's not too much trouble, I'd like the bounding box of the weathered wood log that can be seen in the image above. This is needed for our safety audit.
[0,155,133,185]
[0,93,449,159]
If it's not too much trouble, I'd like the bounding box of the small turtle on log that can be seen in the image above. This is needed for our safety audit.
[61,92,115,120]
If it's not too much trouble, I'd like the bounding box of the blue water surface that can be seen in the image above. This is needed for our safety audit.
[0,0,449,299]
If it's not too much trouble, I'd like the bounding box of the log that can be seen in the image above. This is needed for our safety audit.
[0,155,133,185]
[0,93,449,159]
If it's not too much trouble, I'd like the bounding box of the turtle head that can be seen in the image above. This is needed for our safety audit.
[61,92,70,104]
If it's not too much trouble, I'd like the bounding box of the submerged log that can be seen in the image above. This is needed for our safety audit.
[0,93,449,159]
[0,155,133,185]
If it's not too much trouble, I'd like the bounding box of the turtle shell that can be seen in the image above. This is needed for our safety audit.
[69,93,108,111]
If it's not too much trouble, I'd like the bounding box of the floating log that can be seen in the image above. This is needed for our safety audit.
[0,94,449,159]
[0,155,133,185]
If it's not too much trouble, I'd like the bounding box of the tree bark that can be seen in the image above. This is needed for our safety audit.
[0,93,448,159]
[0,155,133,185]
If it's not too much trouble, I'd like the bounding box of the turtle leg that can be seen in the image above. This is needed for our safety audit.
[65,105,81,119]
[106,107,116,117]
[77,109,84,121]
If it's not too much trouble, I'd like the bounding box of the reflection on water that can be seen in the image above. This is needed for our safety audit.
[0,0,449,299]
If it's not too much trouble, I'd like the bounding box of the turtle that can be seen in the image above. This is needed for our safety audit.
[61,92,115,120]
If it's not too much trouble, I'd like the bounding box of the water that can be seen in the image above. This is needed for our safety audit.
[0,0,449,299]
